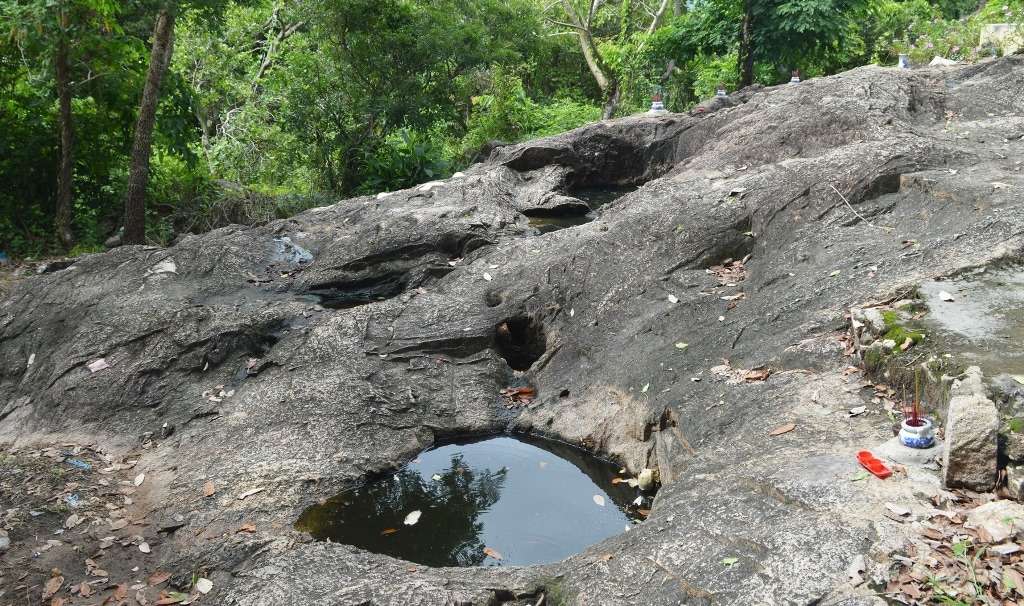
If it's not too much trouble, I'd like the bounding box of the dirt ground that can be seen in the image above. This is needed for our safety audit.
[1,442,213,606]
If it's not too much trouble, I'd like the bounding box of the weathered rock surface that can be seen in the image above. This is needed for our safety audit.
[3,57,1024,604]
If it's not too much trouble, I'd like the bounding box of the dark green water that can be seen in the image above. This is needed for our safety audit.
[296,435,648,567]
[527,186,638,234]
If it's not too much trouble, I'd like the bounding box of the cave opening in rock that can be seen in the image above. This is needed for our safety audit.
[494,316,546,371]
[295,435,651,567]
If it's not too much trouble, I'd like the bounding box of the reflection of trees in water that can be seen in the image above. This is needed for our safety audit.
[301,454,507,567]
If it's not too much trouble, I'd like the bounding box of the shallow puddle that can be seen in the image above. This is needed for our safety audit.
[919,265,1024,376]
[296,435,649,567]
[527,186,637,234]
[571,186,638,208]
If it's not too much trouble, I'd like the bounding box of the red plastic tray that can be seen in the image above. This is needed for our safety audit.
[857,450,892,479]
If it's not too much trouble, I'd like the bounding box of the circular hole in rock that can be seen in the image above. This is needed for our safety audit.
[494,316,545,371]
[295,435,650,567]
[484,290,504,307]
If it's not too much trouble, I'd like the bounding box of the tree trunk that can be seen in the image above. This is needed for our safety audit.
[575,29,620,118]
[738,0,755,87]
[123,7,175,245]
[646,0,671,34]
[601,86,620,120]
[55,15,76,250]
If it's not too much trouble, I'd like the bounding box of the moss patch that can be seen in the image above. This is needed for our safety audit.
[881,310,925,345]
[883,325,925,345]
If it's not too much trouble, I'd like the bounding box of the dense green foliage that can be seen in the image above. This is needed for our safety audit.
[1,0,1021,257]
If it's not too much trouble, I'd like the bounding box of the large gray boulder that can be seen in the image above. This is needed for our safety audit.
[943,394,999,490]
[2,57,1024,605]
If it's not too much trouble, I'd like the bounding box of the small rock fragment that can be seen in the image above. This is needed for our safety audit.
[847,554,866,586]
[637,468,655,491]
[87,358,110,373]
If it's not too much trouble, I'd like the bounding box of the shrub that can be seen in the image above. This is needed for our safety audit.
[358,129,451,194]
[460,65,600,157]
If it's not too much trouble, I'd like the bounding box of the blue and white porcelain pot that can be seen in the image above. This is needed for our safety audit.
[899,417,935,449]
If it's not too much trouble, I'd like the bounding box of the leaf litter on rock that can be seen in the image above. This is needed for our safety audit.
[886,491,1024,604]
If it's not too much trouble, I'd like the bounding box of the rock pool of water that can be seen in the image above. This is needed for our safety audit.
[296,435,648,567]
[527,186,638,234]
[919,264,1024,376]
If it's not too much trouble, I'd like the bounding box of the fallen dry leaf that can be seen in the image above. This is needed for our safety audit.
[483,546,503,560]
[237,487,265,500]
[134,472,145,486]
[202,481,216,497]
[79,582,92,597]
[42,575,64,599]
[921,527,945,541]
[743,367,770,382]
[155,591,189,605]
[769,423,796,436]
[885,503,911,517]
[113,584,128,600]
[1004,567,1024,596]
[236,522,257,533]
[592,494,606,507]
[403,510,421,525]
[148,571,171,586]
[380,528,399,536]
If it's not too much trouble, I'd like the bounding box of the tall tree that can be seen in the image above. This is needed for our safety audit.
[123,5,175,245]
[2,0,118,250]
[738,0,754,86]
[54,2,78,248]
[546,0,670,118]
